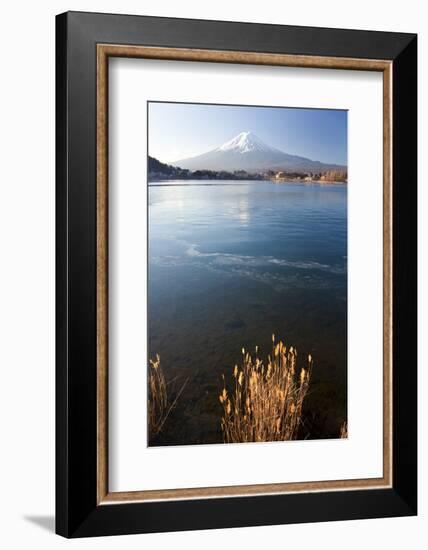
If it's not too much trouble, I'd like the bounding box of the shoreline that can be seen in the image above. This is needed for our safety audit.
[271,178,347,185]
[148,177,347,185]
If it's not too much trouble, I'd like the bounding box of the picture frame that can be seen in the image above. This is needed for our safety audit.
[56,11,417,537]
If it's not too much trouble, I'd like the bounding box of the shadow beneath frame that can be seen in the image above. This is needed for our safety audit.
[24,515,55,533]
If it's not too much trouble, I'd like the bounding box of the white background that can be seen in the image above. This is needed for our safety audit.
[110,59,383,492]
[0,0,425,548]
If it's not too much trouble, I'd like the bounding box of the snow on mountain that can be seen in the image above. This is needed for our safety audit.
[216,131,273,154]
[172,132,345,173]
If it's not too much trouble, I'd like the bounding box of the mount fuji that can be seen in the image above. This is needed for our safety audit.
[172,131,345,173]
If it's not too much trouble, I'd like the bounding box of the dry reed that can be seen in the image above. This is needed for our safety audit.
[148,354,188,439]
[219,335,313,443]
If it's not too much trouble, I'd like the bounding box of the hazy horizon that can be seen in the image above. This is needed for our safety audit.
[148,102,348,166]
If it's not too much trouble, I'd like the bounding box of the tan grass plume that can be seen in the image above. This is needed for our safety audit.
[219,335,313,443]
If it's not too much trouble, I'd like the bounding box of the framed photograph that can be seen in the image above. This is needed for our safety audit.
[56,11,417,537]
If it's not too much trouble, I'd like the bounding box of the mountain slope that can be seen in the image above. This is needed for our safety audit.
[172,131,345,173]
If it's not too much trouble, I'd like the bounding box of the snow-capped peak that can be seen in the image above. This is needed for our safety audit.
[217,131,273,154]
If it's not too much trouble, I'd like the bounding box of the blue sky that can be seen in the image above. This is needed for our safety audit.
[148,102,347,165]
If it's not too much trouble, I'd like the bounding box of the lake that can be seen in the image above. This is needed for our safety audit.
[148,180,347,445]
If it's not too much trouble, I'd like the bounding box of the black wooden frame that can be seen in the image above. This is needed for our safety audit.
[56,11,417,538]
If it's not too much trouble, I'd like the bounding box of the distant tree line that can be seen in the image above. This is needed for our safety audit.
[148,156,347,183]
[148,156,265,181]
[272,169,347,183]
[319,170,348,182]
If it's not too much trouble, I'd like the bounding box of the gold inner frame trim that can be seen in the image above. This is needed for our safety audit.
[96,44,393,505]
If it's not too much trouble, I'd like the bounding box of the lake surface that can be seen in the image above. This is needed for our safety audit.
[148,180,347,445]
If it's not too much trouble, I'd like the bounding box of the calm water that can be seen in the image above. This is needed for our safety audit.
[148,180,347,445]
